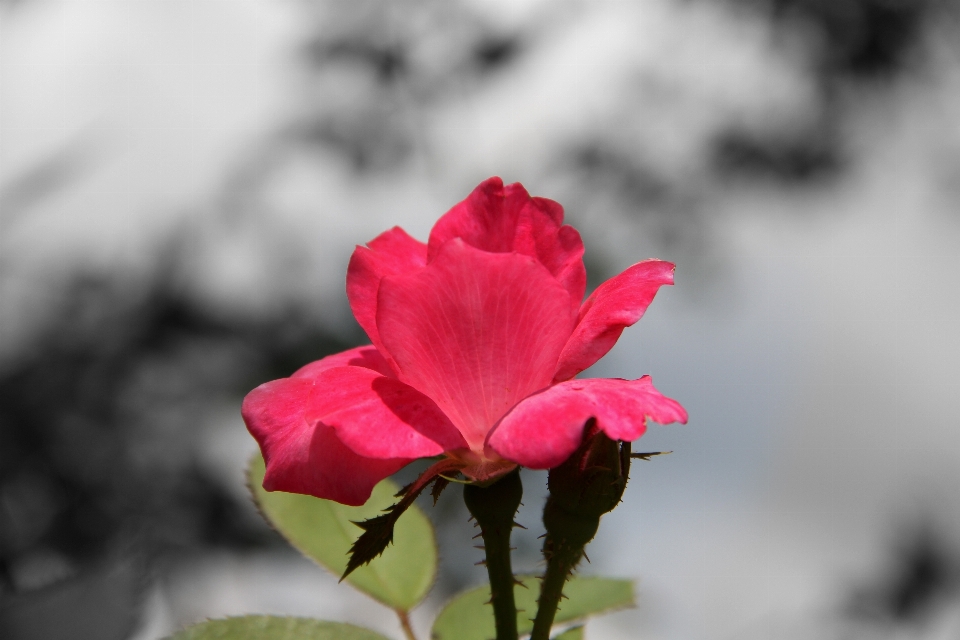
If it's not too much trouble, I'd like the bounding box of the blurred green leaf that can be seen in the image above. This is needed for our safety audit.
[554,626,585,640]
[248,453,436,611]
[431,575,633,640]
[164,616,391,640]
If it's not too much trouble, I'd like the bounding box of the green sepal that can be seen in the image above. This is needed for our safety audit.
[342,471,449,581]
[631,451,671,461]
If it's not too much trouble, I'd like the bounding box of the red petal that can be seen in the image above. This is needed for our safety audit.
[306,366,467,458]
[428,177,586,309]
[553,260,675,382]
[487,376,687,469]
[377,239,576,451]
[291,345,395,380]
[242,366,465,506]
[347,227,428,362]
[242,377,407,506]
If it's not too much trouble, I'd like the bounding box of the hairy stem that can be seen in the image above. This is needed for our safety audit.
[529,530,587,639]
[463,469,523,640]
[530,500,601,640]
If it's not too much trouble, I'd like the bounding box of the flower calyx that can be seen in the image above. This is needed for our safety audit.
[544,418,631,543]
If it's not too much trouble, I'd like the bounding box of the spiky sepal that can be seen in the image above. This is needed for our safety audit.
[341,458,461,580]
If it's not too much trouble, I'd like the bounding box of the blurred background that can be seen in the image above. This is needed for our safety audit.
[2,0,960,638]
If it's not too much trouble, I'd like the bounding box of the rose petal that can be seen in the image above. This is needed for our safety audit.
[291,345,395,380]
[428,177,586,308]
[307,366,467,458]
[553,260,675,382]
[242,365,466,505]
[487,376,687,469]
[347,227,428,361]
[377,238,576,451]
[242,377,407,506]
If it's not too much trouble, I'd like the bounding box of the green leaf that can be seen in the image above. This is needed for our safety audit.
[164,616,391,640]
[431,575,633,640]
[248,453,436,611]
[554,626,585,640]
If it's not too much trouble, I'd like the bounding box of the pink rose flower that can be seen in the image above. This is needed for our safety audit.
[242,177,687,506]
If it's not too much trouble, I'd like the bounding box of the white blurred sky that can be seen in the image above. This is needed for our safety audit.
[3,1,960,639]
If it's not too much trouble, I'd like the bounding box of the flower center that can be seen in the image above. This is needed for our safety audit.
[448,448,518,483]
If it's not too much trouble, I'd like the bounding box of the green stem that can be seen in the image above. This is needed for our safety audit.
[529,536,582,639]
[530,503,600,640]
[395,609,417,640]
[463,469,523,640]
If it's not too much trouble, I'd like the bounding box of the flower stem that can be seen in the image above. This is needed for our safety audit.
[529,509,596,640]
[463,468,523,640]
[395,609,417,640]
